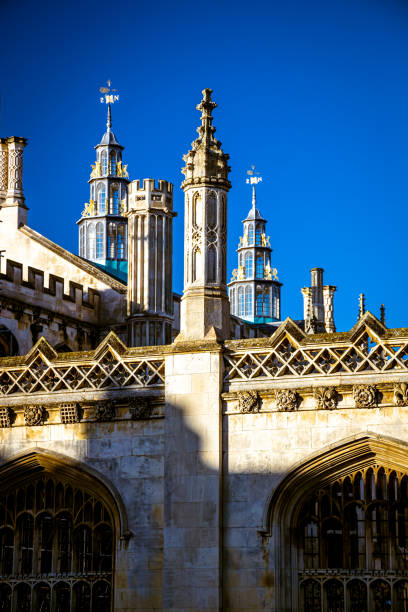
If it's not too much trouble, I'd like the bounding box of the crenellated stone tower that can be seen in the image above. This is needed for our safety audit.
[126,179,175,346]
[77,104,130,281]
[228,168,282,323]
[180,88,231,340]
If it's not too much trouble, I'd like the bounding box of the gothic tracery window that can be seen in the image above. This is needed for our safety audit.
[0,475,113,612]
[298,467,408,610]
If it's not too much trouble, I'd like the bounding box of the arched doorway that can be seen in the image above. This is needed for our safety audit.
[0,449,127,612]
[266,435,408,611]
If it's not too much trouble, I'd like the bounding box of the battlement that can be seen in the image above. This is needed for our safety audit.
[128,179,174,214]
[1,259,101,312]
[129,178,173,195]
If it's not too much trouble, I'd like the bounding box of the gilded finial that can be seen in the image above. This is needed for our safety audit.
[358,293,365,320]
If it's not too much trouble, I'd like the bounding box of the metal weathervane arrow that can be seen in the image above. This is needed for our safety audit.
[100,80,119,105]
[246,164,262,208]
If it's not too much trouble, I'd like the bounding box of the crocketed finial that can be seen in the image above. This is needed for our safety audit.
[196,88,217,143]
[358,293,365,320]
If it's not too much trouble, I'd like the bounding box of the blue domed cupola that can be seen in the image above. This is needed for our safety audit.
[77,83,130,282]
[228,166,282,324]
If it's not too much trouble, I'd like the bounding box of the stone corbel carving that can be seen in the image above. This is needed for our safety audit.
[94,400,116,422]
[276,389,299,411]
[238,390,260,414]
[394,382,408,407]
[130,398,152,420]
[24,405,45,426]
[353,384,377,408]
[314,387,338,410]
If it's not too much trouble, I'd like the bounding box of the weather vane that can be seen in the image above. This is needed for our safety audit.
[100,80,119,105]
[246,164,262,207]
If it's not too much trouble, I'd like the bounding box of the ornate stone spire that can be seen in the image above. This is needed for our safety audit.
[179,88,231,340]
[182,88,231,189]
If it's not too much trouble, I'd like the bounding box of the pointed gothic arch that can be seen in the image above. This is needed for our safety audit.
[0,448,129,612]
[264,434,408,611]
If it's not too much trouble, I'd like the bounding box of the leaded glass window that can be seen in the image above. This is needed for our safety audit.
[98,185,106,214]
[245,286,253,316]
[110,152,116,175]
[108,223,116,259]
[117,224,126,260]
[256,291,263,316]
[96,223,104,259]
[298,467,408,610]
[101,151,107,175]
[0,475,113,611]
[248,224,254,245]
[256,256,263,278]
[245,252,253,278]
[255,224,262,246]
[238,287,245,317]
[87,224,96,260]
[112,187,119,215]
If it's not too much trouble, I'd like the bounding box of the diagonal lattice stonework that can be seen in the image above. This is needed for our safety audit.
[224,320,408,385]
[0,334,165,398]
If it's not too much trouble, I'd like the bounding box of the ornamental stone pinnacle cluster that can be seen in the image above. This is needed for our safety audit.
[181,88,231,190]
[179,89,231,340]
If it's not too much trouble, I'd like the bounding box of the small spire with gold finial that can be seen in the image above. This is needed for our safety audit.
[100,79,119,133]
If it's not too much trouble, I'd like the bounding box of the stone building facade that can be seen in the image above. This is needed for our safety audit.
[0,88,407,612]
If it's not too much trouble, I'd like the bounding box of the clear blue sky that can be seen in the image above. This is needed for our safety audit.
[1,0,407,332]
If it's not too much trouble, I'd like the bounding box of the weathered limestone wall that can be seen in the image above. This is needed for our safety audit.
[0,218,126,325]
[222,394,408,611]
[0,218,127,352]
[164,343,223,611]
[0,404,164,612]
